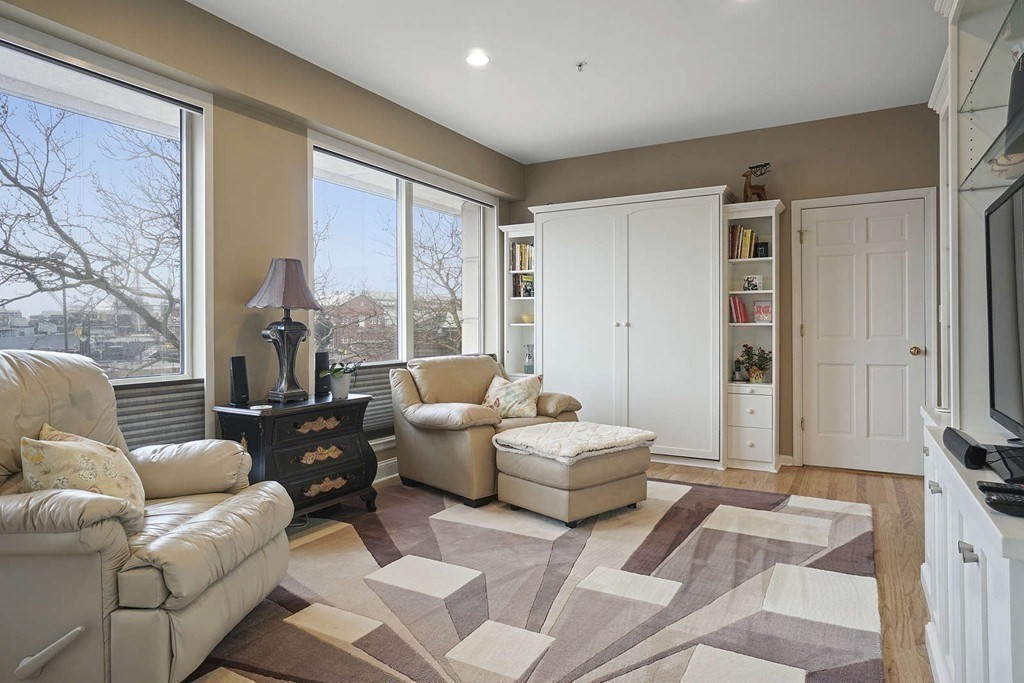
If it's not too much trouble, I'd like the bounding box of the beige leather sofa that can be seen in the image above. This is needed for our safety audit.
[390,355,581,505]
[0,351,294,683]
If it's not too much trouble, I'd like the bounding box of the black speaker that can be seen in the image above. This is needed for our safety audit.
[314,351,331,397]
[942,427,988,469]
[229,355,250,406]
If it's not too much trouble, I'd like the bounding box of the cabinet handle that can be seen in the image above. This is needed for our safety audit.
[746,408,755,414]
[294,444,344,465]
[746,388,755,394]
[302,474,349,498]
[294,415,341,435]
[958,540,979,564]
[746,441,755,447]
[614,322,622,327]
[923,445,930,457]
[624,322,631,327]
[928,480,942,495]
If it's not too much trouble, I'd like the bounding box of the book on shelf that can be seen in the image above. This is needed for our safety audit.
[729,225,759,259]
[512,273,534,298]
[509,241,535,272]
[729,295,750,323]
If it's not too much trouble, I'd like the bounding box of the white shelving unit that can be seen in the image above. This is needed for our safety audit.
[500,223,536,376]
[723,200,784,472]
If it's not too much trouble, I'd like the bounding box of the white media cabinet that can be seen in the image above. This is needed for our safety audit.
[922,409,1024,682]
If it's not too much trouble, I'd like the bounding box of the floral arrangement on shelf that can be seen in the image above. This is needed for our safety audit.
[738,345,772,384]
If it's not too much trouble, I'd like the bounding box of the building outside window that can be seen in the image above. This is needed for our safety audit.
[0,42,199,380]
[312,149,484,365]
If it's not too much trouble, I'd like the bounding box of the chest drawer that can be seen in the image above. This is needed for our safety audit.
[728,426,773,463]
[272,433,363,479]
[727,394,773,429]
[273,407,357,444]
[281,464,365,505]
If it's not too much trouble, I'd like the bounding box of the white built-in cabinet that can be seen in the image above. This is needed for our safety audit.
[499,223,536,376]
[532,188,729,462]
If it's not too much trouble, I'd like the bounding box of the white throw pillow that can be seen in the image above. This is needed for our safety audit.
[482,374,543,418]
[20,424,145,533]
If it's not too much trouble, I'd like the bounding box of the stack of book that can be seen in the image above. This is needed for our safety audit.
[511,273,534,298]
[729,225,759,259]
[510,242,535,271]
[729,295,751,323]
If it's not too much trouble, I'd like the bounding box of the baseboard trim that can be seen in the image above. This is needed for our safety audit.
[374,456,398,484]
[778,454,795,467]
[651,454,725,471]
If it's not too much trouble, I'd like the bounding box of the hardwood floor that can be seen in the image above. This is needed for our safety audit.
[648,462,931,682]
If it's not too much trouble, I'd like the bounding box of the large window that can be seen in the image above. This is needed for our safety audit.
[313,149,484,364]
[0,42,198,379]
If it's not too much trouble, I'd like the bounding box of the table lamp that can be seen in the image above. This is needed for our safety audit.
[247,258,322,402]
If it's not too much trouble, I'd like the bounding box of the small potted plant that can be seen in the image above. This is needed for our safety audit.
[738,344,772,383]
[319,359,364,399]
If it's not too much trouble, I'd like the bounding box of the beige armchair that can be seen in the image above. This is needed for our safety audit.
[0,351,293,683]
[390,355,581,505]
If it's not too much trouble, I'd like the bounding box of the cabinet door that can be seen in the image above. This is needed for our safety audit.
[538,208,622,425]
[957,531,988,682]
[625,195,721,459]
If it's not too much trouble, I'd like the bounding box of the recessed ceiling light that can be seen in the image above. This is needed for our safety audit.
[466,49,490,67]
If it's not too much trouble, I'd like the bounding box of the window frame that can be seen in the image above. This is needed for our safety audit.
[308,131,497,370]
[0,17,213,388]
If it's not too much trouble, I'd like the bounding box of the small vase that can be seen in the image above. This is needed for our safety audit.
[748,367,765,384]
[329,373,352,399]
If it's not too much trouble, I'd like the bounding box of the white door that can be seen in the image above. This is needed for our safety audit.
[800,198,926,474]
[538,209,619,424]
[626,196,720,459]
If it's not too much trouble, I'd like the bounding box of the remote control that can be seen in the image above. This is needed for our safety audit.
[984,492,1024,518]
[978,481,1024,495]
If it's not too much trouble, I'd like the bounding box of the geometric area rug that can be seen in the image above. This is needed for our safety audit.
[188,479,883,682]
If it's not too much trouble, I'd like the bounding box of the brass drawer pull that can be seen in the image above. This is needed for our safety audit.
[302,475,349,498]
[294,415,341,435]
[294,444,344,465]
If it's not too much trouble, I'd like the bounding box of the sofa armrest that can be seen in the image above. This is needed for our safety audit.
[537,392,583,418]
[402,402,501,431]
[128,439,252,499]
[121,481,292,610]
[0,488,141,536]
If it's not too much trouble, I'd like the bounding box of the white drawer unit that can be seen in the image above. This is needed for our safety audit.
[727,426,773,463]
[727,383,773,396]
[922,417,1024,683]
[727,394,772,429]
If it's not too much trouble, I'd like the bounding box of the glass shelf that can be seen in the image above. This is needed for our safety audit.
[960,0,1024,113]
[959,114,1024,190]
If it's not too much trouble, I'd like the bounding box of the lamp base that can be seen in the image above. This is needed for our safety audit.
[262,315,309,403]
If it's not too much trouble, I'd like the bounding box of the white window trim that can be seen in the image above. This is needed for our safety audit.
[0,17,215,428]
[307,130,497,377]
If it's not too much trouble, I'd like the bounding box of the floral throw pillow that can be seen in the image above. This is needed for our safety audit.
[482,374,543,418]
[20,424,145,533]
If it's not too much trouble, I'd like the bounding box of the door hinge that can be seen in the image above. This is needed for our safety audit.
[800,324,805,337]
[799,230,804,245]
[800,417,805,431]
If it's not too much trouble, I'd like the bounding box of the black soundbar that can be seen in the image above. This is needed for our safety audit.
[943,427,1024,483]
[942,427,988,469]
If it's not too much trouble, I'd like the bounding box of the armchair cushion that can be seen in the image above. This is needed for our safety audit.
[407,355,507,404]
[20,432,146,534]
[0,488,140,535]
[128,439,252,499]
[121,481,292,610]
[403,402,501,431]
[537,392,583,418]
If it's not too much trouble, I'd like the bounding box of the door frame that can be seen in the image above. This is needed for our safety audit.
[791,187,937,466]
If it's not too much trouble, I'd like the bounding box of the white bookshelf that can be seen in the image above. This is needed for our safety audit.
[500,223,536,375]
[723,200,784,472]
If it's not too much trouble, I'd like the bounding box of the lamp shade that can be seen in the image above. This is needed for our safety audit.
[246,258,322,311]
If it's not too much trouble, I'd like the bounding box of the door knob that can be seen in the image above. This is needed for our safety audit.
[614,322,621,327]
[910,346,923,357]
[746,408,755,414]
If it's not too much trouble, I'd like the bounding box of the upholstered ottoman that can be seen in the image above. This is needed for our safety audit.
[493,422,654,527]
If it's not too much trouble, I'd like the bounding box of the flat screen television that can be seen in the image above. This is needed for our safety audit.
[986,173,1024,441]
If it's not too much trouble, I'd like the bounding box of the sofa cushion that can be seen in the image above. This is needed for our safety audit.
[407,355,506,405]
[20,429,146,534]
[483,375,542,418]
[120,482,292,610]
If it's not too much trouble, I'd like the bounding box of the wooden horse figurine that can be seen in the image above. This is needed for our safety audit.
[743,170,768,202]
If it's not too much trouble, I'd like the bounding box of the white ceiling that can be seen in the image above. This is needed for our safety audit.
[185,0,947,164]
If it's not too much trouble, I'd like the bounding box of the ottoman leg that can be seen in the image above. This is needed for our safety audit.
[565,520,578,529]
[628,503,637,509]
[510,504,522,511]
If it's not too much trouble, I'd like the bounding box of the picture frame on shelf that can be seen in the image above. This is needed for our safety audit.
[742,275,763,291]
[753,300,773,323]
[754,242,770,258]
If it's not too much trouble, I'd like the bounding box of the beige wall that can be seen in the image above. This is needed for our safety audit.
[512,104,939,456]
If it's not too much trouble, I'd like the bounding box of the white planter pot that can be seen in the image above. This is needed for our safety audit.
[329,373,352,399]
